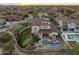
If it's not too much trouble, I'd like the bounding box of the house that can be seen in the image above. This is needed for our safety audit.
[32,18,58,38]
[55,14,79,32]
[5,14,24,22]
[38,13,49,19]
[0,19,6,28]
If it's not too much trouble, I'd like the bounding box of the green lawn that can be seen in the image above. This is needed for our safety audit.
[18,28,31,48]
[20,28,31,42]
[67,41,79,54]
[22,38,31,47]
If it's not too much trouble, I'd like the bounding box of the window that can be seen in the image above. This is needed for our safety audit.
[69,28,74,31]
[76,27,79,31]
[63,28,68,31]
[34,27,37,31]
[63,25,68,31]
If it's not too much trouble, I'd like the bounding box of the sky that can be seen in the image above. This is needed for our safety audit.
[0,0,79,5]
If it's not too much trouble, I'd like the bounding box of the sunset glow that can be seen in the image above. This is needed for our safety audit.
[0,0,79,5]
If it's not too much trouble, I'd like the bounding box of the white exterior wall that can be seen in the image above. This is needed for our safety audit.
[68,22,76,29]
[49,32,58,37]
[28,14,33,19]
[59,20,63,28]
[32,26,40,33]
[40,25,51,29]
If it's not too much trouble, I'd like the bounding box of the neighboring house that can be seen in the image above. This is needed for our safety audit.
[55,14,79,42]
[0,19,6,28]
[55,14,79,32]
[67,22,76,32]
[32,18,58,38]
[5,14,24,22]
[38,13,49,19]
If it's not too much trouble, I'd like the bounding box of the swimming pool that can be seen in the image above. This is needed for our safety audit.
[67,34,79,40]
[47,43,64,49]
[62,32,79,41]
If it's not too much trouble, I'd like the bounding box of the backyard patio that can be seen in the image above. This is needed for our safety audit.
[34,36,65,50]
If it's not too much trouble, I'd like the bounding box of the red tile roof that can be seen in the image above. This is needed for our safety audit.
[39,25,58,34]
[32,18,41,26]
[5,14,23,21]
[32,18,50,26]
[56,14,76,25]
[39,29,51,34]
[51,25,59,32]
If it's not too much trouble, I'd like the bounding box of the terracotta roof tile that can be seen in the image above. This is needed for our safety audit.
[39,25,58,34]
[32,18,50,26]
[6,14,23,21]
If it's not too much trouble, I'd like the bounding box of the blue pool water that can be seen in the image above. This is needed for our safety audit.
[47,43,64,49]
[67,34,79,40]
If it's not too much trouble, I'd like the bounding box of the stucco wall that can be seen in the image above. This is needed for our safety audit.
[59,20,63,28]
[32,26,40,33]
[68,22,76,29]
[49,32,58,37]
